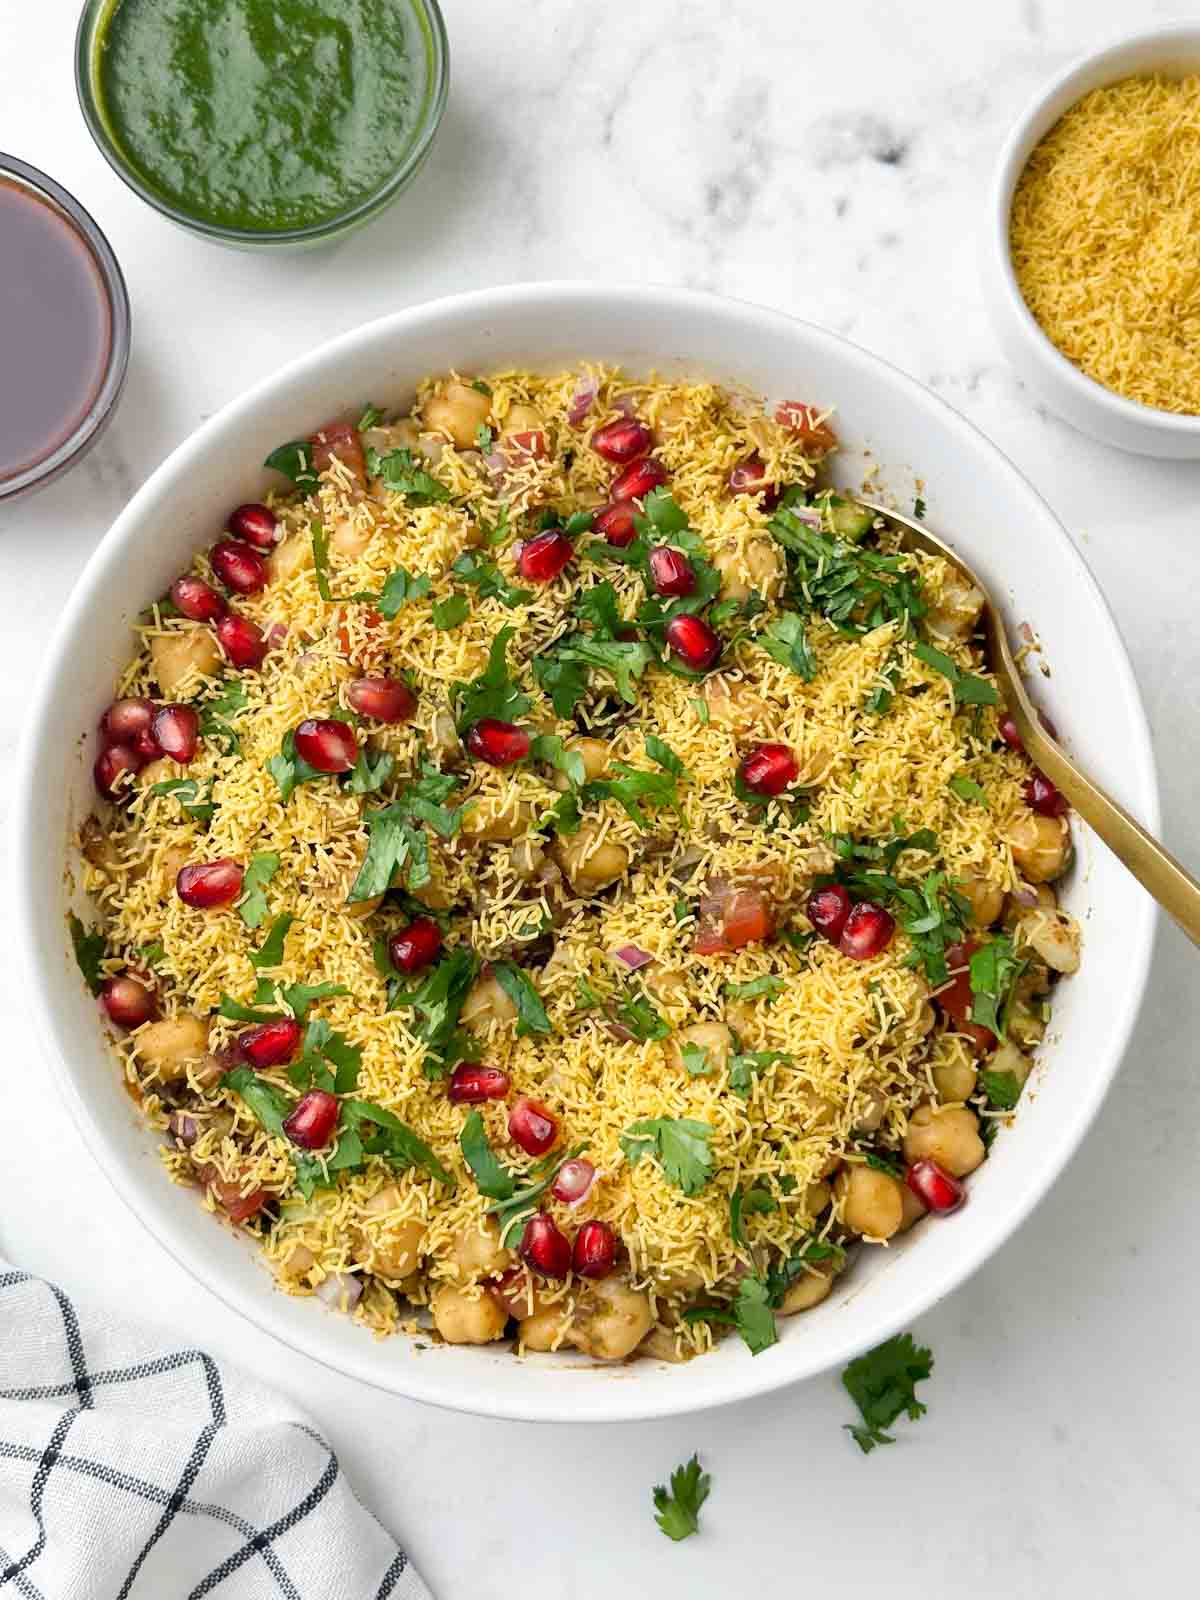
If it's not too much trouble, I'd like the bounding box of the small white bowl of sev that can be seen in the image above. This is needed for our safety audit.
[984,23,1200,458]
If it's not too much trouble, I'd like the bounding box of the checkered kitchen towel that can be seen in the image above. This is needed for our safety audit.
[0,1261,430,1599]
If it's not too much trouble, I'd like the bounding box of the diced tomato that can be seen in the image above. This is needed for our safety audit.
[504,429,548,461]
[694,882,775,954]
[336,605,386,666]
[934,941,996,1054]
[774,400,838,453]
[196,1163,267,1224]
[310,420,367,490]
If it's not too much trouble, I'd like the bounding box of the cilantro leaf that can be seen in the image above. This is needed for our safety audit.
[727,1050,790,1099]
[485,1143,588,1247]
[432,594,471,630]
[198,680,249,754]
[366,446,451,505]
[377,566,433,618]
[344,747,394,795]
[278,980,349,1021]
[865,1151,904,1179]
[69,914,106,994]
[340,1098,455,1186]
[451,550,533,609]
[979,1068,1022,1109]
[452,626,532,731]
[267,728,327,805]
[764,1237,846,1305]
[390,946,480,1077]
[531,652,590,718]
[529,733,587,789]
[681,1042,712,1077]
[548,636,654,705]
[249,914,294,969]
[290,1018,362,1095]
[149,776,215,822]
[842,1332,934,1453]
[459,1109,515,1201]
[968,934,1026,1039]
[640,488,690,538]
[574,580,625,640]
[722,975,784,1002]
[758,612,816,680]
[237,852,279,930]
[357,404,383,432]
[652,1454,711,1542]
[645,735,685,777]
[620,1117,713,1195]
[224,1065,291,1139]
[912,641,999,707]
[491,961,552,1036]
[769,505,925,637]
[729,1183,775,1245]
[948,774,989,807]
[732,1274,778,1356]
[309,524,380,605]
[612,985,670,1042]
[264,439,318,492]
[348,765,465,903]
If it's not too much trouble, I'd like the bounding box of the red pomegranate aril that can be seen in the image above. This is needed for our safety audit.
[388,917,443,975]
[519,1212,572,1278]
[518,527,573,583]
[170,575,227,623]
[551,1156,596,1206]
[216,613,268,668]
[210,540,268,595]
[611,456,668,503]
[591,417,653,463]
[283,1089,339,1150]
[728,454,781,509]
[100,697,155,746]
[509,1095,558,1157]
[906,1159,966,1215]
[346,676,417,724]
[176,858,244,909]
[839,901,895,960]
[807,883,852,944]
[151,704,200,764]
[593,501,640,547]
[664,613,721,671]
[94,743,141,799]
[294,717,358,774]
[237,1018,302,1069]
[227,503,279,550]
[740,742,798,796]
[997,712,1024,752]
[100,975,156,1028]
[572,1219,617,1279]
[648,545,695,597]
[448,1064,511,1104]
[1025,770,1067,817]
[466,718,531,767]
[132,726,162,763]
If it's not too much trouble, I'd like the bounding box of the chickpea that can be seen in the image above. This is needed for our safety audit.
[898,1183,927,1233]
[462,970,519,1033]
[134,1014,210,1083]
[702,673,770,734]
[960,872,1005,929]
[450,1217,513,1281]
[778,1264,835,1315]
[902,1103,985,1178]
[669,1021,734,1076]
[432,1284,508,1344]
[551,736,610,792]
[80,816,123,875]
[926,571,984,642]
[150,628,222,695]
[712,538,785,604]
[932,1056,978,1103]
[852,1084,888,1134]
[138,757,178,789]
[1019,908,1080,975]
[354,1187,426,1281]
[834,1166,904,1240]
[508,838,546,882]
[636,1325,691,1362]
[519,1304,573,1352]
[571,1277,654,1361]
[794,736,836,787]
[331,515,375,559]
[364,418,443,466]
[550,823,629,895]
[642,966,690,1009]
[461,796,532,844]
[1005,811,1068,883]
[499,402,546,447]
[422,381,492,450]
[275,1243,316,1284]
[267,530,312,585]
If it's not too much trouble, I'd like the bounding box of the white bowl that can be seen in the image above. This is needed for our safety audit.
[14,283,1159,1421]
[982,22,1200,458]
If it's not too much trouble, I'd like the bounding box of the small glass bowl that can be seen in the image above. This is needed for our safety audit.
[74,0,450,251]
[0,154,130,503]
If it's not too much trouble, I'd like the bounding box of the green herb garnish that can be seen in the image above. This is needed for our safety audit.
[841,1332,934,1453]
[237,852,279,929]
[620,1117,713,1195]
[652,1455,711,1542]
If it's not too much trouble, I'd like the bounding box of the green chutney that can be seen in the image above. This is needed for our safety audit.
[93,0,438,234]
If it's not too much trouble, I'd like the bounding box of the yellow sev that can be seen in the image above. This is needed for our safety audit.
[1010,73,1200,414]
[79,366,1029,1355]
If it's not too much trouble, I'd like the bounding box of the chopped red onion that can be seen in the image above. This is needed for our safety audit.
[789,506,823,530]
[484,450,508,479]
[168,1113,198,1147]
[568,378,599,426]
[265,622,288,648]
[612,394,639,418]
[1011,885,1040,908]
[607,1022,637,1044]
[613,944,654,970]
[315,1273,362,1313]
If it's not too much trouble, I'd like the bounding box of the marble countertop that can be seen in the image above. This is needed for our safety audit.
[3,0,1199,1593]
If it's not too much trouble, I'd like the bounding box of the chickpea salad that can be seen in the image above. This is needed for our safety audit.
[72,366,1080,1364]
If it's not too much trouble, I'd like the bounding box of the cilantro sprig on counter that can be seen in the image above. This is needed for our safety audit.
[652,1454,711,1542]
[841,1332,934,1453]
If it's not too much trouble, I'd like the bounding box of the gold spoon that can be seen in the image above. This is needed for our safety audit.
[856,496,1200,948]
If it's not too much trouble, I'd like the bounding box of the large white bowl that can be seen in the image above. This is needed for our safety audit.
[15,284,1158,1422]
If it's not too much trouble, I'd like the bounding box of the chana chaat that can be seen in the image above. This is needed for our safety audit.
[72,366,1080,1363]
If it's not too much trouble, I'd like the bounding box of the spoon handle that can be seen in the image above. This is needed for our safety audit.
[1023,727,1200,948]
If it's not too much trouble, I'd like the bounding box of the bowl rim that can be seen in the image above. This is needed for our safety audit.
[13,282,1161,1421]
[988,19,1200,438]
[73,0,450,247]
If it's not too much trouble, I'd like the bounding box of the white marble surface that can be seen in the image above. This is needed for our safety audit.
[3,0,1199,1593]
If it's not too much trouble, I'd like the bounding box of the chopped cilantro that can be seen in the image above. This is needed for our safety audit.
[249,914,294,969]
[912,641,999,707]
[490,961,552,1036]
[968,934,1026,1039]
[348,764,466,902]
[377,566,433,618]
[722,975,784,1002]
[263,439,318,492]
[758,612,816,680]
[864,1151,904,1180]
[728,1050,790,1099]
[310,523,381,605]
[620,1117,713,1195]
[344,747,394,795]
[149,776,215,822]
[841,1332,934,1453]
[652,1454,711,1542]
[237,852,279,929]
[357,404,383,432]
[475,423,494,454]
[459,1109,514,1200]
[979,1068,1022,1110]
[949,774,989,807]
[266,729,327,805]
[451,550,533,609]
[485,1142,588,1247]
[764,1237,846,1305]
[680,1042,712,1077]
[289,1017,362,1095]
[452,625,531,731]
[198,680,249,754]
[528,733,586,789]
[365,446,451,505]
[729,1183,776,1246]
[389,946,480,1077]
[544,636,654,706]
[770,504,925,637]
[432,594,471,630]
[612,984,670,1042]
[69,914,106,994]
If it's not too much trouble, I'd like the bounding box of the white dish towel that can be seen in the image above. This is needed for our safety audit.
[0,1259,431,1599]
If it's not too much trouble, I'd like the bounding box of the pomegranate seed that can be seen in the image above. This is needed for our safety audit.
[100,975,156,1028]
[807,884,852,943]
[509,1095,558,1157]
[283,1089,339,1150]
[1025,771,1067,817]
[466,718,531,767]
[611,456,668,502]
[997,712,1024,752]
[518,528,573,583]
[648,545,695,597]
[591,417,653,463]
[346,676,417,724]
[664,613,721,671]
[388,917,443,974]
[593,501,640,547]
[839,901,895,960]
[728,454,781,509]
[740,742,798,796]
[487,1265,532,1318]
[227,503,279,550]
[93,743,141,798]
[170,575,227,622]
[132,726,162,762]
[294,718,358,773]
[448,1064,511,1103]
[519,1212,572,1278]
[210,540,268,595]
[906,1158,966,1214]
[572,1219,617,1279]
[100,697,155,745]
[551,1157,596,1206]
[176,858,244,909]
[151,704,200,764]
[237,1017,302,1068]
[216,613,268,668]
